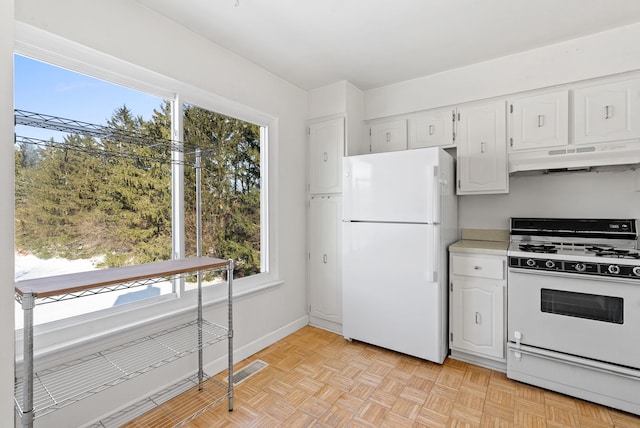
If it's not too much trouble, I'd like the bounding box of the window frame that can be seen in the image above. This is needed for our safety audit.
[177,100,267,292]
[13,22,282,357]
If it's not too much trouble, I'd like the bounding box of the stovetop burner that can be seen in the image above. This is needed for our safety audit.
[587,246,640,259]
[509,218,640,279]
[518,243,558,254]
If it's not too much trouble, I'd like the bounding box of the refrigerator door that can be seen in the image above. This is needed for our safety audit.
[343,148,441,224]
[342,221,446,363]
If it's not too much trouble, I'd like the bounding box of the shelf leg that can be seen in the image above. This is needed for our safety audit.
[195,149,204,391]
[227,259,234,412]
[197,267,203,391]
[22,293,34,428]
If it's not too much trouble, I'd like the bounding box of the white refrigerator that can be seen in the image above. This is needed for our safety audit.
[342,147,457,363]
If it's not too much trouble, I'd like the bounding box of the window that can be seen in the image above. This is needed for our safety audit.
[183,103,262,285]
[14,54,266,326]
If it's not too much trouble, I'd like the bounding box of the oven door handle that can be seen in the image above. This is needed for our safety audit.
[507,343,640,380]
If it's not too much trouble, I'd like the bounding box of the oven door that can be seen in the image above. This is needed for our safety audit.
[508,268,640,369]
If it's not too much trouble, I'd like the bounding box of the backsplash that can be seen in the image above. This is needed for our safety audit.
[460,228,509,242]
[459,167,640,230]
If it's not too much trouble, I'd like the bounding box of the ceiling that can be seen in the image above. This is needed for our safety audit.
[137,0,640,91]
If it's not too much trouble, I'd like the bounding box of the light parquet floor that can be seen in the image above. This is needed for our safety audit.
[129,326,640,427]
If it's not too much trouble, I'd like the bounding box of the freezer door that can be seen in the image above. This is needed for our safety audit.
[343,148,441,224]
[342,221,446,363]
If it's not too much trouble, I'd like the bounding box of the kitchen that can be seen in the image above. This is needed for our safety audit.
[308,73,640,417]
[3,1,640,426]
[306,13,640,421]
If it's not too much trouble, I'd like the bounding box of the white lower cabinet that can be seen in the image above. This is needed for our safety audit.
[308,195,342,331]
[449,252,506,365]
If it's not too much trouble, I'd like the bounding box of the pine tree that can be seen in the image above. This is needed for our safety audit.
[183,105,261,277]
[15,101,261,276]
[98,105,172,266]
[16,134,104,258]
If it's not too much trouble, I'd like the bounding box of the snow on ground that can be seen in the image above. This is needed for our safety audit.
[14,253,172,329]
[15,253,103,281]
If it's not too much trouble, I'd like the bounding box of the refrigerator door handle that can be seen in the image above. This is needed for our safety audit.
[428,166,440,224]
[426,226,437,282]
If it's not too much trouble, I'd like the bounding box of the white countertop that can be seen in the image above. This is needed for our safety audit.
[449,228,509,256]
[449,239,509,256]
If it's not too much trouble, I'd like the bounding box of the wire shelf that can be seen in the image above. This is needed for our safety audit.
[88,373,228,428]
[15,272,219,306]
[15,257,228,305]
[14,134,183,167]
[15,109,179,150]
[14,109,214,166]
[14,319,228,419]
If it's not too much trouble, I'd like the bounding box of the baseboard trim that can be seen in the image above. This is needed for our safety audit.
[204,315,309,375]
[308,317,342,335]
[450,349,506,373]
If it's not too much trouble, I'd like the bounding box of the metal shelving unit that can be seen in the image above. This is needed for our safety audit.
[14,110,234,427]
[15,258,234,428]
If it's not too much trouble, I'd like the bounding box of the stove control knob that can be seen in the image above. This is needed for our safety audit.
[608,265,620,275]
[575,263,587,272]
[526,259,536,267]
[633,266,640,276]
[545,260,555,269]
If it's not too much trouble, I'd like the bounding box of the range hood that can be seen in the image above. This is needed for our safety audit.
[509,141,640,173]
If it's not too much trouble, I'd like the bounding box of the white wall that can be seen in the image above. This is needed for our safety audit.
[459,168,640,230]
[344,82,365,156]
[0,0,15,425]
[308,80,365,156]
[308,81,350,119]
[364,23,640,120]
[360,22,640,232]
[13,0,309,425]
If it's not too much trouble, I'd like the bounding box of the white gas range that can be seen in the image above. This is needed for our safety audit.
[506,218,640,415]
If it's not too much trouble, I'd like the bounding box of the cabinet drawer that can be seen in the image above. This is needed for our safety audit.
[452,254,504,279]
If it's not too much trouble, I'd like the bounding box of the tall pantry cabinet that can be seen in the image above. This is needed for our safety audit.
[308,117,344,333]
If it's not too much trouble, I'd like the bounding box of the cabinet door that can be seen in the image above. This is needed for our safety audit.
[574,79,640,145]
[408,108,455,149]
[457,101,508,194]
[309,117,344,194]
[509,91,569,151]
[451,277,504,360]
[369,119,407,153]
[309,195,342,325]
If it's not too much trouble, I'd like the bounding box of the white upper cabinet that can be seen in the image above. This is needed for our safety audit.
[456,101,508,195]
[509,91,569,151]
[309,117,344,194]
[369,119,407,153]
[573,78,640,145]
[408,108,456,149]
